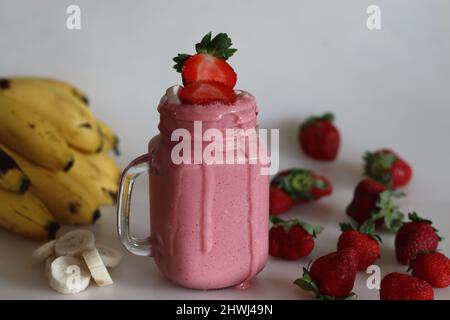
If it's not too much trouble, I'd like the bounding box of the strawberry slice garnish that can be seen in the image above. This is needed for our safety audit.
[173,32,237,88]
[179,80,236,105]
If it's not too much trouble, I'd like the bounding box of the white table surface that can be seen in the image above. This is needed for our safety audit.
[0,0,449,300]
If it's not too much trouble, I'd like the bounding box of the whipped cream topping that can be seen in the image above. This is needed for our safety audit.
[165,85,182,104]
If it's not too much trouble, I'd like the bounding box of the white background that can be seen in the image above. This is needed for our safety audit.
[0,0,449,300]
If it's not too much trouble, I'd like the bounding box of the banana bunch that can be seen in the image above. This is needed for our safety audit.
[0,77,122,240]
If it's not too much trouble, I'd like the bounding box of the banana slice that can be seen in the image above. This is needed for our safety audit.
[96,244,122,268]
[32,240,56,261]
[49,256,91,294]
[55,230,95,257]
[82,248,113,286]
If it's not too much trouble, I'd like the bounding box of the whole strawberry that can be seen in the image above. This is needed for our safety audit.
[364,149,412,188]
[380,272,433,300]
[294,249,358,299]
[337,219,381,271]
[270,169,333,215]
[299,112,340,161]
[409,251,450,288]
[346,179,404,231]
[269,216,322,260]
[395,212,442,265]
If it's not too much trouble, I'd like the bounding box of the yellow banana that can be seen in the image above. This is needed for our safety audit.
[0,79,102,153]
[0,145,101,225]
[84,152,122,184]
[68,149,118,205]
[3,77,89,106]
[0,148,30,194]
[0,95,74,171]
[0,188,60,240]
[98,120,120,155]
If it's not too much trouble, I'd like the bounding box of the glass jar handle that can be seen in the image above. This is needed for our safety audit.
[117,153,153,257]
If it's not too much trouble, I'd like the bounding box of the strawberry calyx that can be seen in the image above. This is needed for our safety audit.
[300,112,335,131]
[272,169,329,201]
[294,268,355,300]
[173,54,192,73]
[340,218,382,244]
[270,215,323,238]
[407,212,444,241]
[371,190,405,232]
[195,32,237,60]
[173,32,237,72]
[363,150,397,186]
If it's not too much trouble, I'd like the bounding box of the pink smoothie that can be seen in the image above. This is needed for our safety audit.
[148,91,269,290]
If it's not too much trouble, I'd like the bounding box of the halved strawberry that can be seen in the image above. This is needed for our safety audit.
[173,32,237,88]
[182,53,237,88]
[179,80,236,105]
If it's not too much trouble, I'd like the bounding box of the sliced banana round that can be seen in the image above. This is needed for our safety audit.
[55,229,95,257]
[82,248,113,287]
[49,256,91,294]
[96,244,122,268]
[32,240,56,261]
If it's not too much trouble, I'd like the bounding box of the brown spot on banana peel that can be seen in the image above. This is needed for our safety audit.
[96,136,105,153]
[68,202,81,214]
[78,123,92,129]
[63,158,75,172]
[71,88,90,106]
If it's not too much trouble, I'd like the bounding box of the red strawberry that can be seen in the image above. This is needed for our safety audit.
[409,251,450,288]
[346,179,404,231]
[364,149,413,188]
[294,249,358,299]
[269,186,294,215]
[271,169,333,213]
[395,212,442,265]
[299,113,340,161]
[179,80,236,105]
[269,216,322,260]
[380,272,433,300]
[337,219,381,271]
[173,32,237,88]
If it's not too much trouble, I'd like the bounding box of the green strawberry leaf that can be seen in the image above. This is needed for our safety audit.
[269,215,284,225]
[272,169,315,201]
[195,32,237,59]
[340,218,382,243]
[299,222,323,238]
[363,151,397,186]
[294,268,320,297]
[300,112,335,131]
[408,212,431,224]
[312,179,327,190]
[360,219,376,235]
[270,216,322,236]
[373,190,405,232]
[173,53,191,73]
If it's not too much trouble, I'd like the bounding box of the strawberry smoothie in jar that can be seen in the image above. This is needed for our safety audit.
[117,33,269,290]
